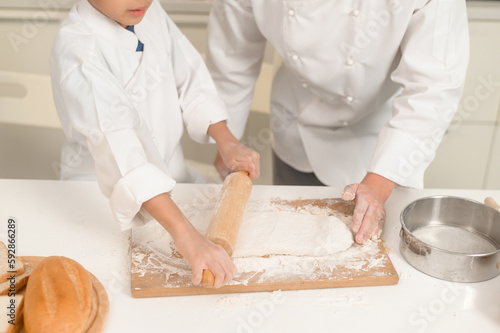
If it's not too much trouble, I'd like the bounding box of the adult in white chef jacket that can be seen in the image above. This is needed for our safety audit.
[50,0,260,287]
[207,0,469,244]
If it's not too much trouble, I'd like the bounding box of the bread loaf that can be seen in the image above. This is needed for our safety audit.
[0,242,25,283]
[0,242,28,297]
[0,295,23,333]
[24,256,94,333]
[0,265,33,296]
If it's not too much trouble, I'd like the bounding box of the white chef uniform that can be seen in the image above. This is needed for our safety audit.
[207,0,469,188]
[50,0,227,230]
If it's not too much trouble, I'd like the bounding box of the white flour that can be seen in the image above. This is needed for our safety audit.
[234,211,353,257]
[131,199,388,288]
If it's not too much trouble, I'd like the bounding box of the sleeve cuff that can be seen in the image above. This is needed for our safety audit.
[367,127,444,189]
[185,97,228,144]
[226,108,250,140]
[109,163,176,230]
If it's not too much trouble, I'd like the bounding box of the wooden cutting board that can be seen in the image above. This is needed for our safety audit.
[131,198,399,297]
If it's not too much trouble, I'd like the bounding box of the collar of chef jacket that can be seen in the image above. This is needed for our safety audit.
[77,0,146,52]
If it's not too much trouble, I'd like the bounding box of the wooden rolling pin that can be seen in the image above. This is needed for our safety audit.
[201,171,253,287]
[485,197,500,212]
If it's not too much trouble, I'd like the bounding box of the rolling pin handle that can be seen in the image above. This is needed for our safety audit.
[201,269,215,288]
[200,171,252,288]
[200,244,226,288]
[485,197,500,212]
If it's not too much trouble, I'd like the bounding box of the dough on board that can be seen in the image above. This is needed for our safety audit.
[233,211,354,257]
[132,202,354,258]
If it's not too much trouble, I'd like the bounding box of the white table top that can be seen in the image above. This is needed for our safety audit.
[1,178,499,333]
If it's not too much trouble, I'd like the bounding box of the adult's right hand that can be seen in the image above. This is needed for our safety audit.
[341,173,395,244]
[213,150,230,180]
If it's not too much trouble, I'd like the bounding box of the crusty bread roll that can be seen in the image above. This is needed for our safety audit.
[24,256,94,333]
[0,265,33,296]
[0,295,23,333]
[0,242,25,283]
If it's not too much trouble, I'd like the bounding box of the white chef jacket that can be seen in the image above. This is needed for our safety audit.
[207,0,469,188]
[50,0,227,230]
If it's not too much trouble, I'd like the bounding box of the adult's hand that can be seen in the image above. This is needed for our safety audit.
[208,121,260,180]
[342,173,395,244]
[213,150,229,180]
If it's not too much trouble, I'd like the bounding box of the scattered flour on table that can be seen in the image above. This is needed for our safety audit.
[131,199,388,287]
[292,288,369,308]
[215,290,284,317]
[214,288,369,317]
[215,295,261,317]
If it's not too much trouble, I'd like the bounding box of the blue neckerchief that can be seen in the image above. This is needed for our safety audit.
[125,25,144,52]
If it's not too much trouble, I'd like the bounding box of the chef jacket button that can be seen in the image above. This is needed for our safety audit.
[346,58,354,66]
[288,9,295,17]
[302,82,308,88]
[291,53,299,61]
[346,96,354,103]
[341,121,349,126]
[352,9,360,17]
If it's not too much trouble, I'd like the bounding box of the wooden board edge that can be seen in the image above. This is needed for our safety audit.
[131,273,399,298]
[130,239,400,298]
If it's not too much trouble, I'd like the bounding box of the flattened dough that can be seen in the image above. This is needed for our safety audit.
[233,212,354,257]
[133,205,354,258]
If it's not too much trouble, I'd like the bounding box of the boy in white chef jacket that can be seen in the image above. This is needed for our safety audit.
[207,0,469,244]
[50,0,260,288]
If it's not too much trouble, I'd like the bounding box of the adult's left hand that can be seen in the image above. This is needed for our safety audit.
[207,121,260,180]
[342,173,395,244]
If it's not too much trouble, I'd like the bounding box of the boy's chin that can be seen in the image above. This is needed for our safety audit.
[117,17,145,28]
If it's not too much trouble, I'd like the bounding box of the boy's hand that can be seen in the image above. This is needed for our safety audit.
[142,193,236,288]
[174,224,236,288]
[208,121,260,180]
